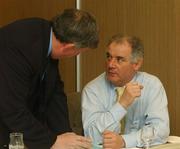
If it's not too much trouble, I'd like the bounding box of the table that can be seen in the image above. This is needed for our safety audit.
[93,143,180,149]
[121,143,180,149]
[151,143,180,149]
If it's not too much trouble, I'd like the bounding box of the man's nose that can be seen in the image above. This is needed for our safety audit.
[108,58,117,67]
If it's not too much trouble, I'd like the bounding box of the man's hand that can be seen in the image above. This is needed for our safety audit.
[119,82,143,109]
[51,132,92,149]
[103,130,125,149]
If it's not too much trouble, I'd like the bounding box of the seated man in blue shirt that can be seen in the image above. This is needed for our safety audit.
[82,34,169,148]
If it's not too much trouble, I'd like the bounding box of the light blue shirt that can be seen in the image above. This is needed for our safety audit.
[41,29,52,80]
[48,29,52,56]
[82,72,169,148]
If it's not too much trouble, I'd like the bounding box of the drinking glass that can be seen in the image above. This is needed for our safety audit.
[9,132,24,149]
[89,125,103,146]
[141,125,155,149]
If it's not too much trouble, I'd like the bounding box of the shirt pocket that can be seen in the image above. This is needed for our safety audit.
[129,120,140,132]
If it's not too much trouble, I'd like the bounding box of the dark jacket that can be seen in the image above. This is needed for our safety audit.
[0,18,71,149]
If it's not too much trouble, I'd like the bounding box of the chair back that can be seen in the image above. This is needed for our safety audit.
[67,92,83,135]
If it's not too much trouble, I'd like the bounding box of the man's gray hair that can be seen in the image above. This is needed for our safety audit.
[107,34,144,63]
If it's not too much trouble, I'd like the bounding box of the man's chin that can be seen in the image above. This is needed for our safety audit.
[107,72,117,77]
[107,76,118,84]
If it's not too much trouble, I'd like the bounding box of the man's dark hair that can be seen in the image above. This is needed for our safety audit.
[52,8,99,49]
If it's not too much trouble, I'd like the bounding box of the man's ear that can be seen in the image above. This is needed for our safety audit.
[132,58,143,71]
[62,43,75,49]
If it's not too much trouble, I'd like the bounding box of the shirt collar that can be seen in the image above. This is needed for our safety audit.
[107,72,139,91]
[47,28,52,56]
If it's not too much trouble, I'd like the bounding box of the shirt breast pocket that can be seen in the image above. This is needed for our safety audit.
[130,120,140,132]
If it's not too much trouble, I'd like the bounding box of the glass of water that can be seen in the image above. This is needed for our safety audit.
[141,125,155,149]
[9,132,24,149]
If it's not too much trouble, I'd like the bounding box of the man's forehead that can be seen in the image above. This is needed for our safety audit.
[108,41,132,52]
[110,40,131,47]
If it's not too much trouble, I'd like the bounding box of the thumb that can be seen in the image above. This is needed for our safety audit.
[103,130,113,135]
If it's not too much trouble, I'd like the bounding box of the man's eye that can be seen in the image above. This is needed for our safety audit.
[106,53,110,57]
[106,54,112,59]
[117,57,125,63]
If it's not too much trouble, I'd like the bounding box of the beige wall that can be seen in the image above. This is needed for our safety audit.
[175,0,180,136]
[80,0,180,136]
[0,0,76,93]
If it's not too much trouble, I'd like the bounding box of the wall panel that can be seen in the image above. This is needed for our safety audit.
[80,0,179,135]
[175,0,180,135]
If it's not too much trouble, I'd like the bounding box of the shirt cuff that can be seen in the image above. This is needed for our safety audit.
[121,133,138,148]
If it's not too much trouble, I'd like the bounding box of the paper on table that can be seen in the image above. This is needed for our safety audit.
[122,147,140,149]
[151,143,180,149]
[167,136,180,143]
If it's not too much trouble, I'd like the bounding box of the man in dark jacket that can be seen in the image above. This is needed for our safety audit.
[0,8,99,149]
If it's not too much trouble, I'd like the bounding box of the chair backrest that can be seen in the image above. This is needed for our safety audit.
[67,92,83,135]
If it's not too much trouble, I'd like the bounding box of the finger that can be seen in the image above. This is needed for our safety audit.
[103,130,112,134]
[78,141,92,149]
[78,136,92,149]
[132,82,138,85]
[103,133,113,139]
[77,136,91,142]
[75,140,91,149]
[103,133,112,139]
[139,84,143,89]
[104,138,113,144]
[104,147,112,149]
[136,83,143,89]
[131,82,143,88]
[63,132,76,137]
[103,142,113,149]
[133,84,143,91]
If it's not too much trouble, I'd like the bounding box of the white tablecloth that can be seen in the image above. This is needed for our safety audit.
[93,143,180,149]
[151,143,180,149]
[122,143,180,149]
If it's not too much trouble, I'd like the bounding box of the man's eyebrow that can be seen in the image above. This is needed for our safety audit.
[116,56,125,59]
[116,56,123,58]
[106,52,126,60]
[106,51,110,55]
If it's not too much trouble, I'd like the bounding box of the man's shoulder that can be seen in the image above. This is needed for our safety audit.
[14,17,48,24]
[2,17,50,30]
[138,71,163,86]
[139,71,160,79]
[84,72,107,88]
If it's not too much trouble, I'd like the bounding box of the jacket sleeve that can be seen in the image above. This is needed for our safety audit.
[46,59,72,134]
[0,47,57,149]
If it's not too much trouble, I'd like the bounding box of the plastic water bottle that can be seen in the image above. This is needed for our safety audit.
[9,132,24,149]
